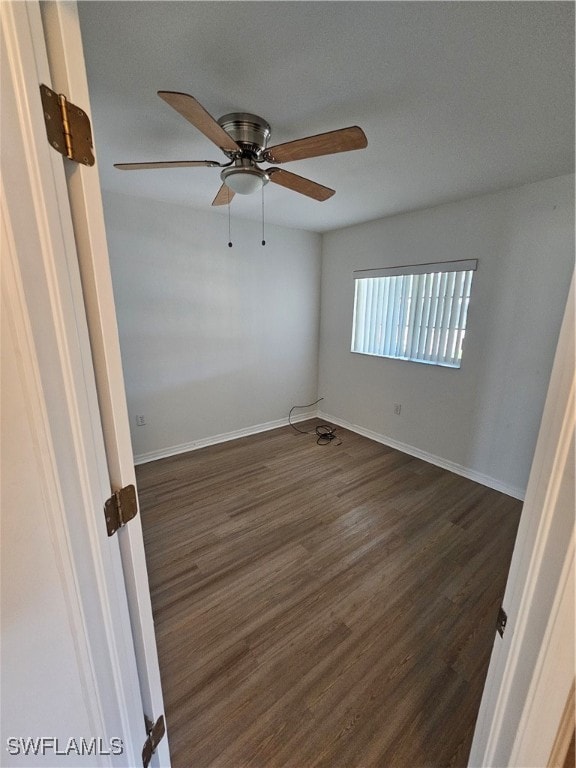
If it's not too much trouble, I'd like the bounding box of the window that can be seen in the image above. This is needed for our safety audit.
[351,259,477,368]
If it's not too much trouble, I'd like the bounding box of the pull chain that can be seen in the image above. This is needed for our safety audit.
[227,187,233,247]
[261,185,266,246]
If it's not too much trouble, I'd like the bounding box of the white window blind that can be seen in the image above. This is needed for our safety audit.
[351,259,477,368]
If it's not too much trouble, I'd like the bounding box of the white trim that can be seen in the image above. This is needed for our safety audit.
[353,259,478,279]
[136,406,524,499]
[134,412,317,465]
[39,5,169,761]
[468,274,575,767]
[318,411,525,499]
[510,534,575,766]
[2,2,146,762]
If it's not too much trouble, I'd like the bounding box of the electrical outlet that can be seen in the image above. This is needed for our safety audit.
[136,415,146,426]
[394,404,402,415]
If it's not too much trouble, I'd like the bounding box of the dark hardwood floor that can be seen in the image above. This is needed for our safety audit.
[136,421,522,768]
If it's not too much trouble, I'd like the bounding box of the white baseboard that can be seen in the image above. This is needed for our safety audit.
[135,409,525,500]
[133,411,317,465]
[318,410,525,500]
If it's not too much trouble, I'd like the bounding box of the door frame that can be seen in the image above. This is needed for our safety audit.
[469,275,574,766]
[2,2,169,764]
[39,5,168,759]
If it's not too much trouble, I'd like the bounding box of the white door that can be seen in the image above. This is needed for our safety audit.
[1,2,169,766]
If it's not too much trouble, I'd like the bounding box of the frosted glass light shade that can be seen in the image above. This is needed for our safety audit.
[222,169,269,195]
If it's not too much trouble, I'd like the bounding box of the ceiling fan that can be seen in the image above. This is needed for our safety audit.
[114,91,368,206]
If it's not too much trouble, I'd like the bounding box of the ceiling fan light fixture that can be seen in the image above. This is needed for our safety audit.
[221,167,269,195]
[116,92,367,206]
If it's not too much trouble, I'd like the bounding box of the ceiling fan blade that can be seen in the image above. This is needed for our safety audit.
[264,126,367,164]
[212,184,235,206]
[114,160,221,170]
[268,168,335,201]
[158,91,240,153]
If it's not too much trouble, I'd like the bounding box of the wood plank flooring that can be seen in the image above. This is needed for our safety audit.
[136,421,522,768]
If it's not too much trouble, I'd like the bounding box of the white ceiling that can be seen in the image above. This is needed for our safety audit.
[78,1,574,233]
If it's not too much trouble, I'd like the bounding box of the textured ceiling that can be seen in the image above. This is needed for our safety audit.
[79,1,574,233]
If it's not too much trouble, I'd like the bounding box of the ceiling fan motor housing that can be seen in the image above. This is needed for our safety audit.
[218,113,272,194]
[217,113,271,155]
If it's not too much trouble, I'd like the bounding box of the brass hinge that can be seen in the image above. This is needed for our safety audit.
[496,606,508,638]
[104,484,138,537]
[40,84,95,166]
[142,714,165,768]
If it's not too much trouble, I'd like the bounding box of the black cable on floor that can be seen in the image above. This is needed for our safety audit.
[288,398,342,446]
[314,423,341,446]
